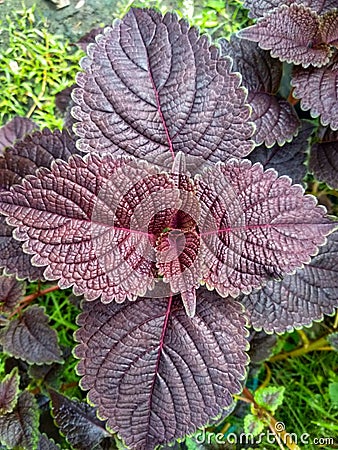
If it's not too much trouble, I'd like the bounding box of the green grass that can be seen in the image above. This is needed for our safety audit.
[0,4,84,129]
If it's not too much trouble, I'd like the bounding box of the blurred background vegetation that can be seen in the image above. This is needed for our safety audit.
[0,1,337,449]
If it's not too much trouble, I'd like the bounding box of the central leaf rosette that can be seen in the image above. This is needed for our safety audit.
[90,153,241,317]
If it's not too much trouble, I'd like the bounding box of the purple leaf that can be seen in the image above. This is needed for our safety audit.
[0,117,37,154]
[0,367,20,415]
[0,391,39,450]
[291,54,338,130]
[0,128,79,280]
[0,305,63,364]
[309,127,338,188]
[0,274,25,314]
[248,331,277,364]
[238,4,331,68]
[74,290,248,450]
[76,27,105,51]
[0,152,335,315]
[243,0,338,18]
[320,9,338,46]
[37,434,61,450]
[197,158,336,298]
[50,390,110,450]
[242,231,338,333]
[55,85,76,114]
[220,36,300,147]
[248,121,314,184]
[72,8,253,168]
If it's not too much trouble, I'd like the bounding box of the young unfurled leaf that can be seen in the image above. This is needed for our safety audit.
[238,4,331,68]
[243,0,338,18]
[0,367,20,415]
[309,127,338,188]
[292,54,338,130]
[0,152,334,315]
[242,231,338,333]
[248,121,314,185]
[254,386,285,413]
[0,391,39,450]
[74,290,248,450]
[0,305,63,364]
[37,433,61,450]
[72,8,253,168]
[243,414,265,436]
[50,390,110,450]
[0,274,25,314]
[0,127,79,280]
[220,36,299,147]
[0,117,37,154]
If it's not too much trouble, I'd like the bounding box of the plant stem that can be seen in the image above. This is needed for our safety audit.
[9,284,60,318]
[269,336,332,362]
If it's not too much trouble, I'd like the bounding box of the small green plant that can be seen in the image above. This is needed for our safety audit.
[0,5,83,129]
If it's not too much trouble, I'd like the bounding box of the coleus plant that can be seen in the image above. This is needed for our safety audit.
[0,5,337,450]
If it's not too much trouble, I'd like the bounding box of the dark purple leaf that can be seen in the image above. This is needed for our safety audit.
[320,9,338,46]
[0,117,37,154]
[248,331,277,364]
[0,391,39,450]
[220,36,300,147]
[243,0,338,18]
[291,54,338,130]
[55,85,76,114]
[72,8,253,168]
[74,290,248,450]
[238,4,331,68]
[76,27,105,51]
[0,128,79,280]
[0,367,20,415]
[0,153,335,315]
[50,390,110,450]
[248,121,314,184]
[242,231,338,333]
[0,305,63,364]
[197,158,335,298]
[309,127,338,188]
[37,434,61,450]
[0,274,25,313]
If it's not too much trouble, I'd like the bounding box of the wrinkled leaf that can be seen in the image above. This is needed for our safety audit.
[0,391,39,450]
[197,159,335,298]
[320,9,338,46]
[0,305,63,364]
[0,367,20,415]
[0,274,25,313]
[0,128,79,280]
[0,117,37,154]
[50,390,110,450]
[309,127,338,188]
[220,36,299,147]
[74,290,248,450]
[242,231,338,333]
[37,433,61,450]
[0,153,334,313]
[291,54,338,130]
[243,0,338,18]
[254,386,285,413]
[238,4,331,68]
[72,8,253,168]
[248,121,313,184]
